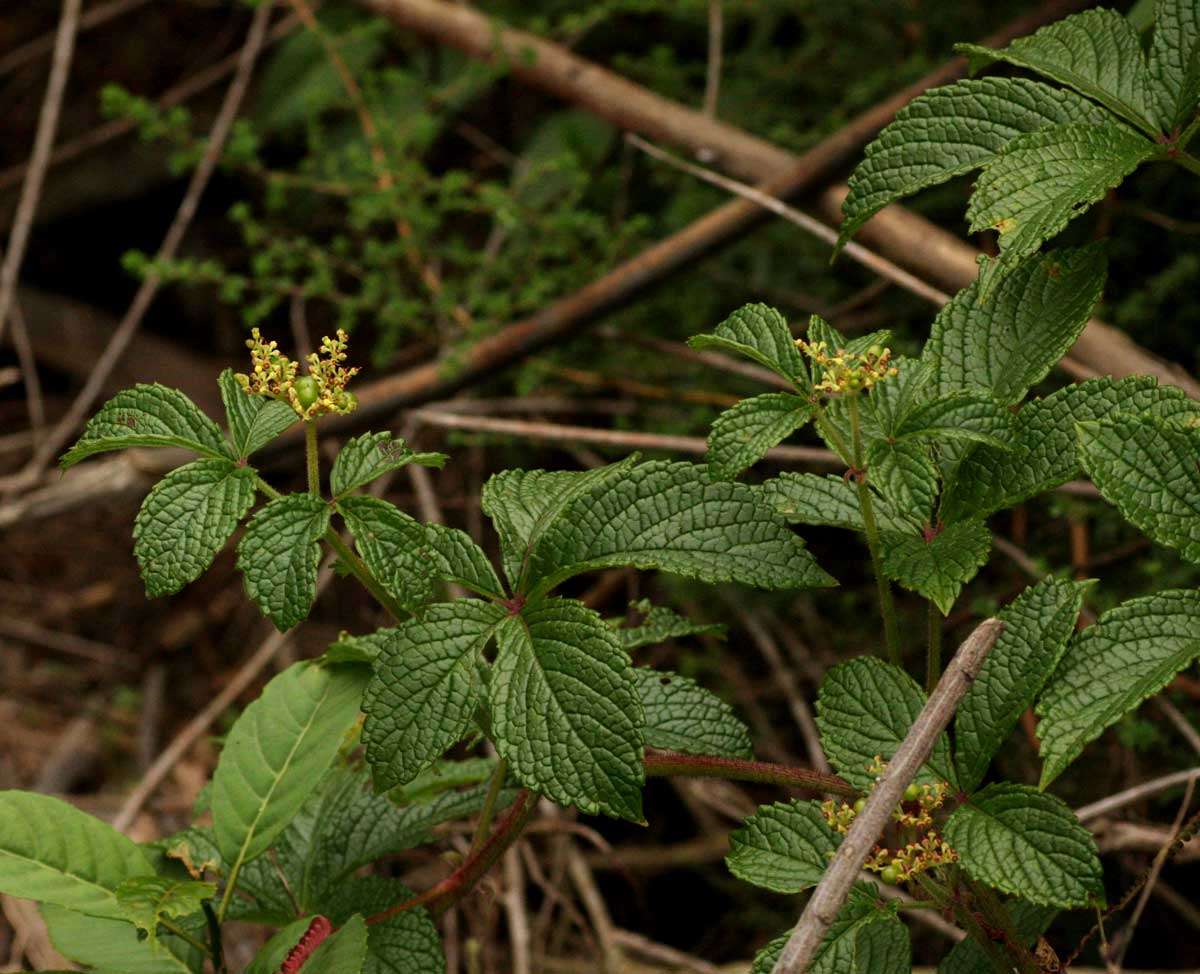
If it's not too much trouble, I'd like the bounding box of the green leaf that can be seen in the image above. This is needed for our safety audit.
[688,303,807,387]
[816,657,955,791]
[894,392,1014,450]
[320,877,444,974]
[491,598,645,820]
[966,122,1158,283]
[839,77,1110,247]
[1148,0,1200,128]
[954,577,1093,791]
[363,601,506,791]
[115,876,215,946]
[945,782,1104,908]
[633,667,752,759]
[306,914,369,974]
[331,431,447,498]
[706,393,814,481]
[211,661,367,872]
[42,904,199,974]
[338,496,433,611]
[0,791,153,919]
[61,384,231,469]
[1078,415,1200,562]
[760,472,917,535]
[219,369,296,459]
[246,917,321,974]
[866,440,937,524]
[237,493,331,630]
[863,358,935,439]
[939,900,1057,974]
[726,800,841,893]
[925,245,1108,405]
[528,460,835,595]
[608,601,725,651]
[942,376,1200,522]
[880,521,992,615]
[481,458,637,588]
[422,524,506,599]
[958,8,1158,134]
[1037,590,1200,787]
[805,316,892,359]
[133,459,256,597]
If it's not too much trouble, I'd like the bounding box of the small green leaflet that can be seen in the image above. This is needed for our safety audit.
[0,791,154,920]
[608,601,725,651]
[1037,590,1200,787]
[958,8,1158,136]
[330,431,447,498]
[338,496,433,611]
[246,916,321,974]
[115,876,215,946]
[866,440,937,524]
[42,904,200,974]
[527,460,835,595]
[726,800,841,893]
[633,667,752,759]
[362,600,506,791]
[237,493,330,630]
[966,122,1158,284]
[863,357,934,439]
[61,383,232,469]
[1078,415,1200,563]
[706,392,814,481]
[1148,0,1200,129]
[760,472,917,535]
[925,245,1107,405]
[219,369,296,459]
[304,914,369,974]
[954,577,1093,792]
[423,524,506,599]
[838,77,1111,248]
[945,783,1104,908]
[892,392,1014,449]
[133,459,257,597]
[688,302,807,388]
[880,520,992,615]
[211,661,367,872]
[490,598,645,821]
[816,657,956,791]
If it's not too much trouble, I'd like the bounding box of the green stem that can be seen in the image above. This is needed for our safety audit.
[643,750,856,798]
[160,918,210,955]
[305,421,320,496]
[201,902,225,974]
[323,528,406,623]
[1174,149,1200,177]
[845,396,902,665]
[926,599,943,694]
[469,758,509,857]
[1179,112,1200,150]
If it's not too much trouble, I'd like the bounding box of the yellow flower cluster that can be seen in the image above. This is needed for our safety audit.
[795,339,897,395]
[236,328,359,419]
[865,831,958,883]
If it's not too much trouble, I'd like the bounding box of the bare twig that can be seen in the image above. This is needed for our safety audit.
[1075,767,1200,823]
[0,0,150,79]
[503,847,532,974]
[771,618,1004,974]
[1156,698,1200,756]
[0,0,82,346]
[6,302,45,442]
[702,0,722,118]
[565,845,621,974]
[613,928,724,974]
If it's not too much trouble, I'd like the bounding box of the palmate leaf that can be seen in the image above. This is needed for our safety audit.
[945,783,1104,908]
[633,667,752,759]
[925,245,1107,405]
[338,496,433,611]
[115,876,215,947]
[219,369,296,459]
[42,904,200,974]
[608,601,725,651]
[688,303,807,388]
[958,8,1159,135]
[527,460,835,596]
[423,524,506,599]
[966,122,1158,284]
[880,520,992,615]
[211,661,367,874]
[726,800,841,893]
[133,459,257,597]
[330,431,447,498]
[1149,0,1200,129]
[838,77,1110,247]
[61,384,232,469]
[954,577,1093,791]
[760,472,917,535]
[237,493,330,630]
[816,657,956,791]
[0,791,154,920]
[706,392,814,481]
[1037,590,1200,787]
[490,598,645,820]
[362,601,506,791]
[1078,415,1200,562]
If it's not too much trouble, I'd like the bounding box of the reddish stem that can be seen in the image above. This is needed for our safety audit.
[644,749,856,798]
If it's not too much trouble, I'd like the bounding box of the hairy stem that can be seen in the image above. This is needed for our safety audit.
[959,871,1040,974]
[469,758,509,857]
[643,750,855,798]
[305,420,320,496]
[926,599,942,694]
[322,528,406,623]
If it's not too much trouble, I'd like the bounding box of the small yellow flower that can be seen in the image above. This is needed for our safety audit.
[796,339,898,396]
[236,328,359,419]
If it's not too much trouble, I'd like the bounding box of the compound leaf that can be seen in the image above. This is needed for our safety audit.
[338,496,433,612]
[945,782,1104,908]
[237,493,330,630]
[61,384,231,469]
[331,431,447,498]
[490,598,644,820]
[1037,590,1200,787]
[133,459,256,597]
[880,520,992,615]
[633,667,752,759]
[219,369,296,459]
[362,601,506,791]
[688,303,806,387]
[726,800,841,893]
[706,393,814,481]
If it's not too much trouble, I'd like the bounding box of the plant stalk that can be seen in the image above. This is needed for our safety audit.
[1179,111,1200,150]
[926,599,942,694]
[305,420,320,496]
[469,758,509,857]
[322,528,407,622]
[1174,149,1200,177]
[643,750,856,798]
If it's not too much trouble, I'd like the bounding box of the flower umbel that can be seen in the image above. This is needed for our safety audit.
[237,328,359,419]
[796,339,897,395]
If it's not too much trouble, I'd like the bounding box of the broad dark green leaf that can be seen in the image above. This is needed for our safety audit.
[726,800,841,893]
[633,667,752,759]
[338,496,433,611]
[1148,0,1200,128]
[320,877,444,974]
[237,493,330,630]
[760,473,918,535]
[866,439,937,524]
[880,521,992,615]
[688,303,807,387]
[423,524,506,599]
[115,876,215,947]
[706,392,814,481]
[939,901,1057,974]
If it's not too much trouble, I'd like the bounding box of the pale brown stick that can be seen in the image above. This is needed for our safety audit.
[503,848,532,974]
[1076,768,1200,823]
[0,0,151,79]
[613,928,724,974]
[0,0,82,346]
[702,0,722,118]
[6,302,45,442]
[771,618,1004,974]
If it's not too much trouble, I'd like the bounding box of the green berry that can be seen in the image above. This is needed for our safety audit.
[294,376,320,409]
[880,864,900,885]
[903,784,921,802]
[852,799,866,814]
